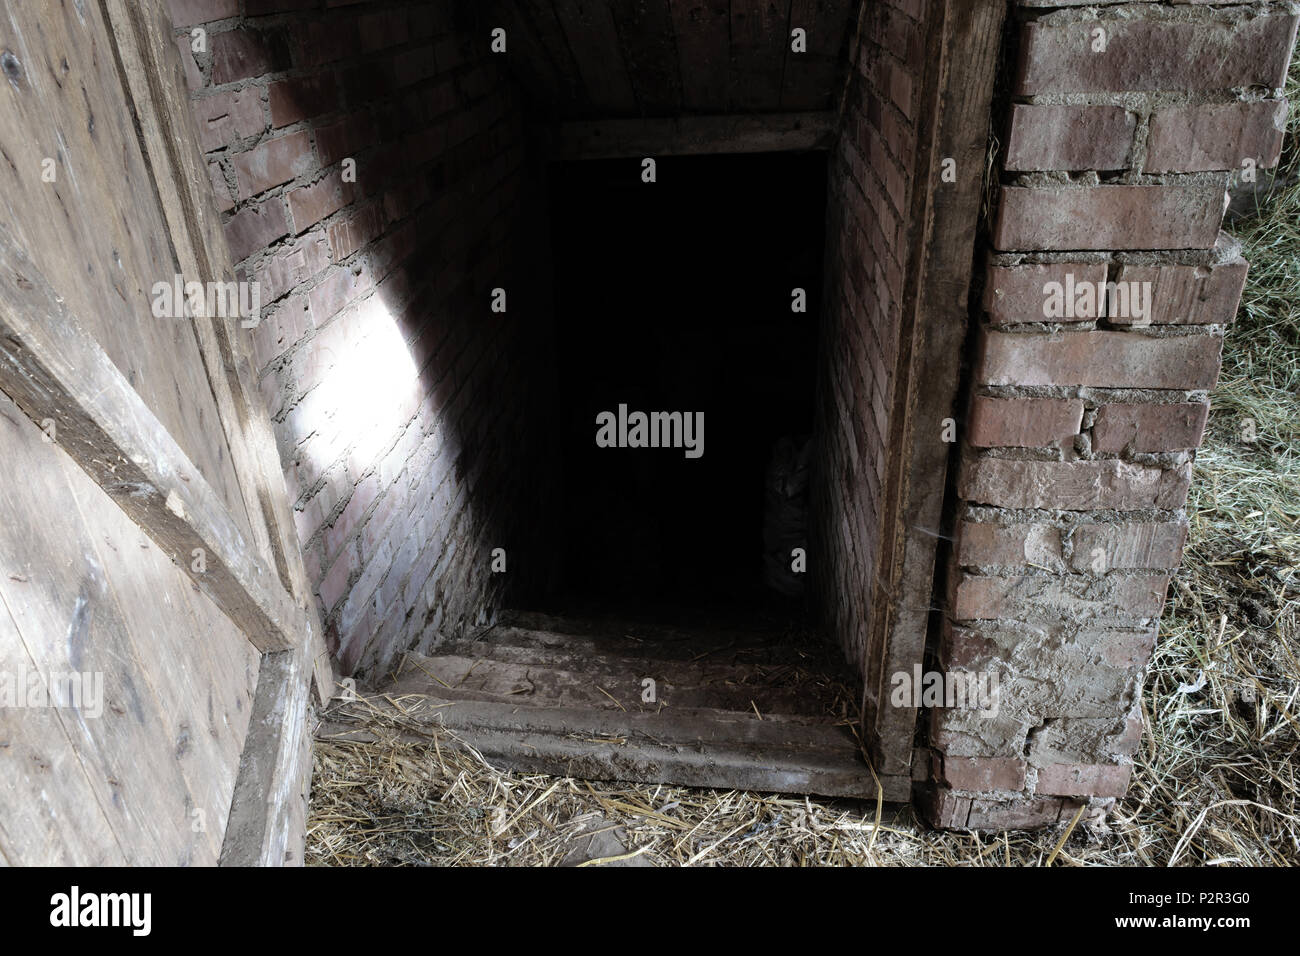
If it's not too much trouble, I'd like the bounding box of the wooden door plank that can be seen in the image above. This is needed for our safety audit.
[0,228,303,653]
[0,396,220,864]
[0,596,124,866]
[669,0,731,113]
[62,452,260,846]
[0,1,257,547]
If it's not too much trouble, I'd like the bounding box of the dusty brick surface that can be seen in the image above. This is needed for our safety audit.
[1146,100,1288,173]
[1015,14,1298,95]
[1004,104,1135,171]
[993,185,1226,251]
[968,396,1083,448]
[1109,259,1248,326]
[983,262,1109,325]
[1092,402,1210,452]
[958,457,1191,510]
[976,329,1223,390]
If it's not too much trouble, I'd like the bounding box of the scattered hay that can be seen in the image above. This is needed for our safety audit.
[306,67,1300,869]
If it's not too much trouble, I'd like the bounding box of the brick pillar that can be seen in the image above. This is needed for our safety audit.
[925,0,1298,828]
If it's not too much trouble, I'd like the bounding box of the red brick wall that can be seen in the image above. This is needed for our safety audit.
[812,0,927,689]
[170,0,555,678]
[927,0,1297,828]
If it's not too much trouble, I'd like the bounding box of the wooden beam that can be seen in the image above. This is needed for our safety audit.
[219,646,313,866]
[867,0,1007,777]
[0,228,301,653]
[101,0,336,702]
[548,111,835,160]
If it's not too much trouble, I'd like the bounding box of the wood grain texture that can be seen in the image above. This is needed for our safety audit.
[550,110,834,158]
[866,0,1007,777]
[0,230,303,652]
[100,0,335,700]
[219,644,313,866]
[0,391,259,865]
[0,597,122,865]
[0,0,255,546]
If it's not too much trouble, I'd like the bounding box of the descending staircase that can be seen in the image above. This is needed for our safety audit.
[323,610,905,800]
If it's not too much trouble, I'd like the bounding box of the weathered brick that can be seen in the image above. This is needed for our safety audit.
[943,621,1157,674]
[977,329,1223,390]
[211,28,288,86]
[1067,521,1187,573]
[1092,402,1210,452]
[1015,15,1299,95]
[958,519,1187,572]
[958,457,1191,510]
[951,573,1169,622]
[924,791,972,828]
[255,232,330,304]
[968,396,1083,448]
[1004,104,1135,171]
[308,265,373,325]
[191,89,266,153]
[287,171,355,233]
[288,20,353,69]
[994,185,1225,252]
[269,73,340,128]
[957,520,1064,569]
[965,796,1063,829]
[1109,259,1248,326]
[251,294,312,370]
[223,199,289,263]
[233,131,315,200]
[359,9,409,53]
[1036,763,1132,798]
[323,475,380,563]
[318,541,356,611]
[1029,713,1145,766]
[1146,100,1288,173]
[326,204,384,260]
[983,262,1108,325]
[169,0,240,28]
[943,757,1027,793]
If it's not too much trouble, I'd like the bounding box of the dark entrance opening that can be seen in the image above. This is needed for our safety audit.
[545,152,826,623]
[384,150,877,797]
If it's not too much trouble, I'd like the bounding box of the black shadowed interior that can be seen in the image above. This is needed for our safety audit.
[544,152,826,618]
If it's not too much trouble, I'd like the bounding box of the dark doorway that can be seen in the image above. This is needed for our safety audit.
[545,152,826,621]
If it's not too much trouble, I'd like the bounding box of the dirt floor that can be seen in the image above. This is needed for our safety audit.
[305,68,1300,868]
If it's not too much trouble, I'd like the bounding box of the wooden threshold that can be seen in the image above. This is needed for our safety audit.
[548,111,836,161]
[325,612,911,803]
